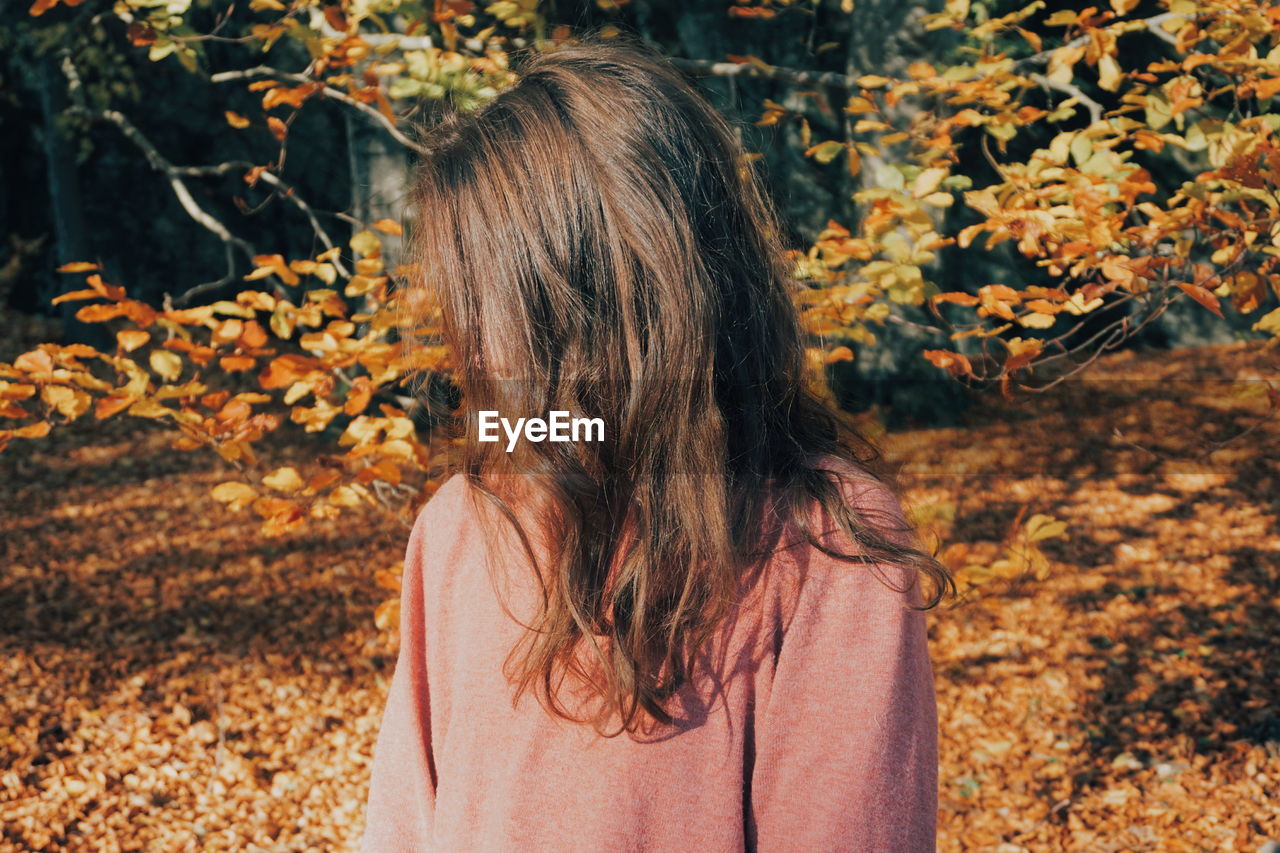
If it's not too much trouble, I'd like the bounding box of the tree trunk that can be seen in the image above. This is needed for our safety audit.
[37,53,104,347]
[345,111,410,271]
[345,110,412,350]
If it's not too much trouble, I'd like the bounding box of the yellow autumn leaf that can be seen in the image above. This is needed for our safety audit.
[805,140,845,164]
[374,565,403,591]
[329,485,365,507]
[211,481,255,502]
[116,330,151,353]
[1098,53,1123,93]
[1252,307,1280,336]
[913,167,948,198]
[149,350,183,382]
[1018,312,1056,329]
[128,399,174,419]
[1025,513,1069,542]
[341,275,375,297]
[263,466,304,493]
[856,75,892,89]
[309,263,335,286]
[211,481,257,511]
[844,96,875,115]
[1063,291,1105,315]
[350,229,381,258]
[374,597,400,630]
[41,385,91,420]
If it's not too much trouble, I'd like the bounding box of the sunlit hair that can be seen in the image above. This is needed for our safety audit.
[402,29,954,736]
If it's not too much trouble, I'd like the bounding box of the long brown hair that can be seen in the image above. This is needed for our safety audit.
[402,29,953,735]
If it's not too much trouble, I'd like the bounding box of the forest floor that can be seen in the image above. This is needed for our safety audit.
[1,313,1278,851]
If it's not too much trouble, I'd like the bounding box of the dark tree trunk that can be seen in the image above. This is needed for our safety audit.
[37,53,104,347]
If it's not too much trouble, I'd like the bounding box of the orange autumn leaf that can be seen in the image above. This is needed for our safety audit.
[28,0,61,18]
[344,377,374,416]
[10,420,52,438]
[923,349,974,378]
[75,304,127,323]
[239,320,270,349]
[216,399,253,423]
[823,346,855,364]
[220,355,258,372]
[200,391,229,411]
[1176,282,1224,319]
[85,274,127,300]
[260,354,323,389]
[306,469,343,494]
[94,395,136,419]
[127,21,156,45]
[51,288,104,305]
[261,82,322,110]
[932,291,980,306]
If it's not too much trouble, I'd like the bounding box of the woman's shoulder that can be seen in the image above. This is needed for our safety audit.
[802,453,916,548]
[408,473,471,536]
[760,454,924,612]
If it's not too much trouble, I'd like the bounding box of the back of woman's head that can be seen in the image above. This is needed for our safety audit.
[404,29,952,736]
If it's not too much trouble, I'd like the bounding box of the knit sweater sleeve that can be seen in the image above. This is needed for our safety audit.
[360,481,454,853]
[747,475,938,852]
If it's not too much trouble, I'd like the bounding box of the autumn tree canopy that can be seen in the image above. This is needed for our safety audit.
[2,0,1278,603]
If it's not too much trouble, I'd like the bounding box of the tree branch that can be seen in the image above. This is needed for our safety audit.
[69,105,261,301]
[173,163,352,279]
[1016,12,1190,69]
[313,17,437,51]
[209,66,427,154]
[56,51,271,302]
[1028,72,1103,125]
[668,57,861,90]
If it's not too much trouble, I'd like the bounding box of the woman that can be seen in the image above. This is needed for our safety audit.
[361,29,952,853]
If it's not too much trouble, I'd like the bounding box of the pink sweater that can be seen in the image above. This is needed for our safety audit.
[360,459,938,852]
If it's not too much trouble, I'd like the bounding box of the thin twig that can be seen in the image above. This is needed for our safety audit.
[174,163,352,279]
